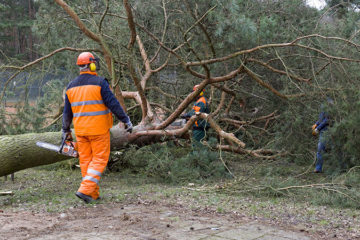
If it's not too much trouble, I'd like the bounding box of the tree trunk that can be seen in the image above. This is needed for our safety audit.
[0,124,185,177]
[0,132,68,177]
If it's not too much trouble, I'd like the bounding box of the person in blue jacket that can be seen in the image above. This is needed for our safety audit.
[312,98,333,173]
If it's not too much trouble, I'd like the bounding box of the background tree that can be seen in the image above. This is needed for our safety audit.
[0,0,38,61]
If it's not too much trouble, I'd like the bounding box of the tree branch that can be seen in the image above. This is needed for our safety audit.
[0,47,96,103]
[186,34,360,67]
[247,58,310,82]
[244,66,305,99]
[123,0,137,49]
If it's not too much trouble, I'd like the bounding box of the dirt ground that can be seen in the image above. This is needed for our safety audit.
[1,172,359,240]
[0,201,318,240]
[0,159,359,240]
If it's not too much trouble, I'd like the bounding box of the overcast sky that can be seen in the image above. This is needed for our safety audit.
[306,0,327,9]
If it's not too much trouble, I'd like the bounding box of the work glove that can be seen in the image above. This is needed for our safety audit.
[312,124,317,131]
[62,131,73,142]
[125,121,133,133]
[312,128,319,136]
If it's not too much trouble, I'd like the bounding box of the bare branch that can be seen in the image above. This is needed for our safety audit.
[155,79,210,129]
[122,91,153,124]
[202,113,246,148]
[187,34,360,67]
[0,47,96,103]
[152,53,171,73]
[130,113,245,149]
[184,0,216,58]
[54,0,101,42]
[41,114,63,130]
[244,66,305,99]
[225,96,235,115]
[247,58,310,82]
[146,86,177,99]
[54,0,125,107]
[123,0,137,49]
[221,111,279,126]
[136,35,152,89]
[182,5,217,78]
[123,2,151,121]
[211,83,236,96]
[218,145,287,159]
[135,20,185,63]
[211,90,226,116]
[183,5,217,42]
[1,47,97,71]
[98,0,109,33]
[149,0,169,63]
[185,64,244,83]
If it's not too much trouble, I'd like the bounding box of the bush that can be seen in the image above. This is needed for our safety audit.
[325,94,360,174]
[109,142,230,183]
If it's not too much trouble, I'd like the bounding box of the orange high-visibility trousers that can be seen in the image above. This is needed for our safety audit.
[76,131,110,200]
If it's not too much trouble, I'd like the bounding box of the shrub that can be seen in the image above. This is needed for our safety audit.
[109,141,230,183]
[325,93,360,174]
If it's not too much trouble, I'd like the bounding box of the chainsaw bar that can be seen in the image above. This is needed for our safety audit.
[36,141,79,158]
[36,141,60,152]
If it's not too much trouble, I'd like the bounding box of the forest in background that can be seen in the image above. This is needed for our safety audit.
[0,0,360,208]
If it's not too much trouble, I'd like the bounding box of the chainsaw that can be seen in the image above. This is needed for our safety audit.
[36,137,79,158]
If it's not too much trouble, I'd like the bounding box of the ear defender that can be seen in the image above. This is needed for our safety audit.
[89,62,96,72]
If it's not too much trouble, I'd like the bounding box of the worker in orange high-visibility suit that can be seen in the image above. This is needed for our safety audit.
[181,85,210,147]
[62,52,133,204]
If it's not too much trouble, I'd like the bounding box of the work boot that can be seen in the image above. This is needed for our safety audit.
[75,192,93,204]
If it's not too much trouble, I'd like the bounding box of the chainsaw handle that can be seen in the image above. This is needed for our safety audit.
[58,136,67,154]
[59,132,72,154]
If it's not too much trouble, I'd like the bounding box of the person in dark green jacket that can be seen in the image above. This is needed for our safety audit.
[181,85,210,146]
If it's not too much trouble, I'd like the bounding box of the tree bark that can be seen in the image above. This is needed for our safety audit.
[0,124,186,177]
[0,132,68,177]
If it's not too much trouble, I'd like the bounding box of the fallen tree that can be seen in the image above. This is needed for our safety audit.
[0,113,262,177]
[0,125,176,177]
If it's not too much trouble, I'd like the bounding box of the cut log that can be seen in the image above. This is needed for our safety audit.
[0,123,187,177]
[0,131,69,177]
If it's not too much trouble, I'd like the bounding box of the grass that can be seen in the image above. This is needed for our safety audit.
[0,147,359,237]
[1,158,359,212]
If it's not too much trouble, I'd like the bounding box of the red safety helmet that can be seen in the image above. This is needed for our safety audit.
[193,85,204,92]
[193,84,204,96]
[76,52,96,66]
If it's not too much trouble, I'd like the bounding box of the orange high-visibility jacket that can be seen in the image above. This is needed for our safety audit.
[183,96,210,129]
[62,73,130,136]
